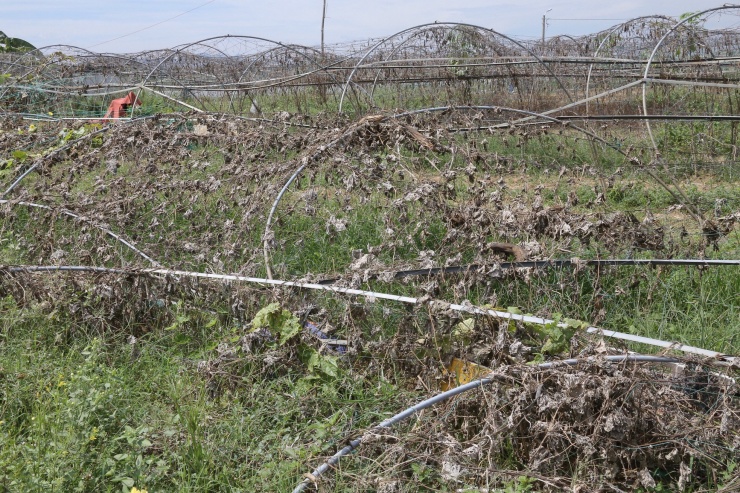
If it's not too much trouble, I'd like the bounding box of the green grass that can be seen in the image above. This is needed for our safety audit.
[0,296,420,492]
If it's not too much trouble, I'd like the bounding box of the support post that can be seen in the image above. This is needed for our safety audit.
[321,0,327,56]
[542,14,546,46]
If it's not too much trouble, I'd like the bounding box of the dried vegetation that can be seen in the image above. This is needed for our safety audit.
[1,9,739,492]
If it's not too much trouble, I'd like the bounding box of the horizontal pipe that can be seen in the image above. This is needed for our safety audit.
[554,114,740,121]
[1,264,736,367]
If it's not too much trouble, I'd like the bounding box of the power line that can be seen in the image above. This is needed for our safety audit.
[86,0,217,50]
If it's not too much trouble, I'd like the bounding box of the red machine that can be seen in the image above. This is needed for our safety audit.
[103,92,141,120]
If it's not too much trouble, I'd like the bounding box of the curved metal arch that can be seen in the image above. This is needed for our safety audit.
[638,6,740,227]
[545,34,590,58]
[131,39,249,117]
[237,42,332,82]
[234,44,289,114]
[364,29,449,111]
[0,44,103,103]
[262,104,634,279]
[364,25,526,111]
[233,54,359,92]
[585,16,675,113]
[547,33,583,45]
[292,354,687,493]
[127,47,181,68]
[642,5,740,153]
[339,22,575,113]
[1,45,155,118]
[170,40,245,114]
[136,35,353,117]
[234,43,350,114]
[233,43,373,116]
[0,44,99,73]
[12,50,152,97]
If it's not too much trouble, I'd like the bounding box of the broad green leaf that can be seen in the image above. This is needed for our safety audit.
[317,355,339,378]
[563,318,589,330]
[250,302,282,330]
[251,302,301,345]
[278,313,301,345]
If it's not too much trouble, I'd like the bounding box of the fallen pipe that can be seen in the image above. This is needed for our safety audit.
[291,354,683,493]
[1,264,736,367]
[0,200,161,266]
[1,115,157,199]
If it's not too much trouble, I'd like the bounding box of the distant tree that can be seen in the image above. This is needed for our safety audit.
[0,31,37,53]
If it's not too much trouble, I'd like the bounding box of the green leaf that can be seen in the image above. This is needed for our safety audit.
[452,318,475,342]
[278,314,301,345]
[250,303,301,345]
[563,318,589,330]
[250,303,282,330]
[11,150,27,161]
[539,323,576,355]
[317,355,339,378]
[173,333,190,344]
[299,345,340,378]
[305,348,320,372]
[541,337,564,355]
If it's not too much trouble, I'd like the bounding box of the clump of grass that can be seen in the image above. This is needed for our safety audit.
[0,295,420,491]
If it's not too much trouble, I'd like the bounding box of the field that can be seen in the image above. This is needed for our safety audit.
[1,11,740,493]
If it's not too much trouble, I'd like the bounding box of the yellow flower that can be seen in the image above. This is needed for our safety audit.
[89,427,98,441]
[48,112,54,116]
[131,487,148,493]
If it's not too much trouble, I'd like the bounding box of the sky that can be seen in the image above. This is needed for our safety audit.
[2,1,737,53]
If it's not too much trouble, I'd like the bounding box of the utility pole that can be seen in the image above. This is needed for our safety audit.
[541,9,552,48]
[319,0,328,102]
[321,0,327,56]
[541,15,545,45]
